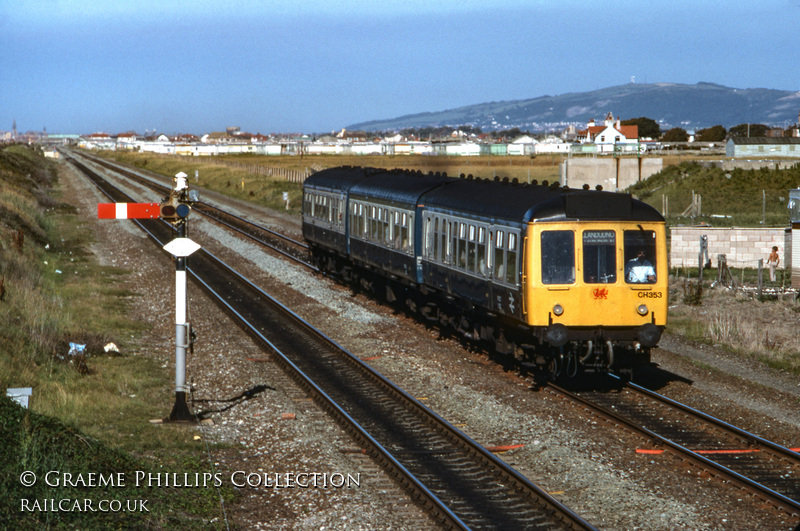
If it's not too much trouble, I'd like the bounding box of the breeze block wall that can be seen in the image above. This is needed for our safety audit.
[670,226,791,272]
[560,158,663,191]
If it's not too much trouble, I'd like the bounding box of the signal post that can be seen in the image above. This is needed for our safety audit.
[98,172,200,422]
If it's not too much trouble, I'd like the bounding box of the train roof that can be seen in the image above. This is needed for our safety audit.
[303,166,374,192]
[304,167,456,207]
[304,167,663,223]
[420,177,664,224]
[348,170,455,206]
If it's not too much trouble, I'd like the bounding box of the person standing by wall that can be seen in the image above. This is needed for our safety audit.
[767,245,780,282]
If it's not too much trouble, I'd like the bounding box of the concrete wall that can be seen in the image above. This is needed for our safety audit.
[792,224,800,287]
[560,157,663,190]
[670,227,791,272]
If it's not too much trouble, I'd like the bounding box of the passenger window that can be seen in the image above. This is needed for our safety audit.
[405,213,413,253]
[432,218,440,260]
[394,211,402,249]
[494,231,505,281]
[457,223,467,269]
[506,232,518,284]
[624,230,657,284]
[467,225,477,271]
[402,213,410,252]
[383,209,391,245]
[583,230,616,283]
[541,231,575,284]
[478,227,487,277]
[424,217,432,257]
[445,221,452,264]
[358,204,366,236]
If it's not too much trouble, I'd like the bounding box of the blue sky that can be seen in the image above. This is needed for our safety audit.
[2,0,799,135]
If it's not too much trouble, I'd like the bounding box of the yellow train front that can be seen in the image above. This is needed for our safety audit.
[524,218,667,376]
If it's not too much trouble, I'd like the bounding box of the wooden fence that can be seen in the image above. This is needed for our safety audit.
[219,161,316,183]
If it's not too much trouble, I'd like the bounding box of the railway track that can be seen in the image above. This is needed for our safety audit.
[548,376,800,517]
[63,150,595,530]
[70,148,800,525]
[74,150,311,267]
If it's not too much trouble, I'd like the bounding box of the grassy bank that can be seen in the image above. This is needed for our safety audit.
[629,161,799,227]
[667,282,800,375]
[0,144,232,529]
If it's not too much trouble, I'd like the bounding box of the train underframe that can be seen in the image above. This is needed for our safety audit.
[311,245,654,380]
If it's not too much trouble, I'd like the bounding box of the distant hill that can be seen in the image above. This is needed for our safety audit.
[348,82,800,133]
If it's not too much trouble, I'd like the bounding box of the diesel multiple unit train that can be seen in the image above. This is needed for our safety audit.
[302,166,667,377]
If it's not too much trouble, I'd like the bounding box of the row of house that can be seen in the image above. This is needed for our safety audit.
[75,114,645,157]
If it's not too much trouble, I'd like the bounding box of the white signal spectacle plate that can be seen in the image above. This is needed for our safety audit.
[163,237,202,257]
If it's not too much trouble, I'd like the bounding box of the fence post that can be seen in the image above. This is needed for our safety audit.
[758,259,763,297]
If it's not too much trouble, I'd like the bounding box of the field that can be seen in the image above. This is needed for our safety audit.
[99,151,564,215]
[98,149,799,228]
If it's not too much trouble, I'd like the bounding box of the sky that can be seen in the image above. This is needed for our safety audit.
[2,0,800,135]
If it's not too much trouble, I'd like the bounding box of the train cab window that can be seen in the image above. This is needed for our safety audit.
[541,231,575,284]
[624,230,657,284]
[583,230,616,283]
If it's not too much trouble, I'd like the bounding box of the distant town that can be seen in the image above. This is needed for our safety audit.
[4,111,800,159]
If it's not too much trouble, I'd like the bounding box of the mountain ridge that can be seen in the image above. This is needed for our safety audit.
[347,82,800,133]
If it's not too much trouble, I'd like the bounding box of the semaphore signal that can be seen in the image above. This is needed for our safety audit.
[98,171,200,423]
[97,202,160,219]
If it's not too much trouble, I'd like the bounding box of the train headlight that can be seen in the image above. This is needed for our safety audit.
[553,304,564,316]
[637,304,649,316]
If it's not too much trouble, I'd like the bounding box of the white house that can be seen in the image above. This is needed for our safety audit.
[508,135,538,156]
[579,112,640,154]
[445,142,481,156]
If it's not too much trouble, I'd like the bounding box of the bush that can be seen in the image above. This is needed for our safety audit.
[682,280,704,305]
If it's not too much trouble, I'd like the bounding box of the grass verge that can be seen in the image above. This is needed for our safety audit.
[0,144,234,529]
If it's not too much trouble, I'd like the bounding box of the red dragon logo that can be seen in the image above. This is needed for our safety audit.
[593,288,608,300]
